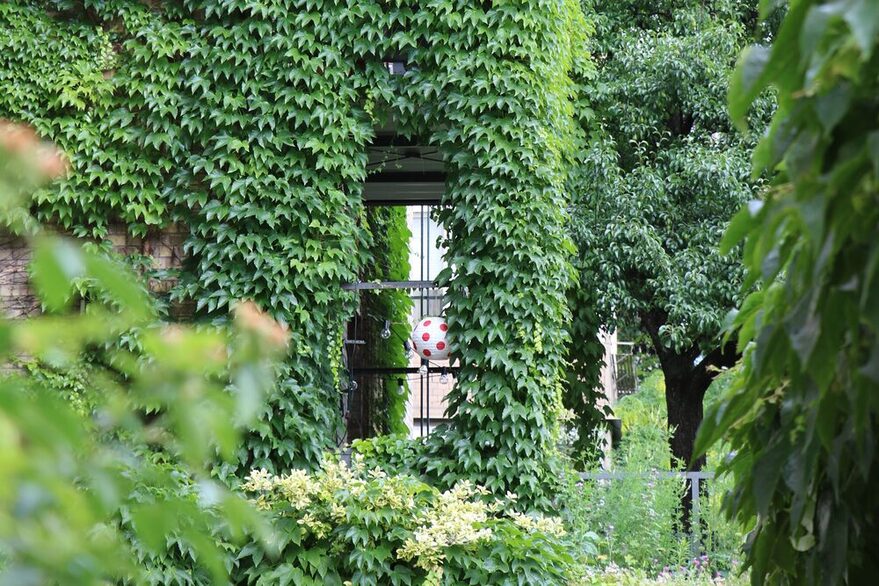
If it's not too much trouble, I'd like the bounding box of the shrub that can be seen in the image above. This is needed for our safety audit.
[574,563,749,585]
[562,370,743,576]
[234,456,579,585]
[613,371,674,469]
[569,472,690,572]
[443,520,575,586]
[350,434,427,477]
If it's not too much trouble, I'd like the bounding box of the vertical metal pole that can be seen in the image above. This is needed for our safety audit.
[690,472,701,554]
[419,204,426,438]
[425,205,431,435]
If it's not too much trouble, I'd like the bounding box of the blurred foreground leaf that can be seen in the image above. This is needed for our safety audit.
[0,122,280,583]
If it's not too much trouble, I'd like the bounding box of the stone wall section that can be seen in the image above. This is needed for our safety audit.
[0,235,38,317]
[0,223,190,318]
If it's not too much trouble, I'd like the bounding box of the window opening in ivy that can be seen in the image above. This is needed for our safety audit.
[342,199,456,442]
[340,126,459,443]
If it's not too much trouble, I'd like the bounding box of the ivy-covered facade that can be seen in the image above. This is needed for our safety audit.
[1,0,595,508]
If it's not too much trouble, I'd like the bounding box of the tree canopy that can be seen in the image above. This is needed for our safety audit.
[572,0,770,471]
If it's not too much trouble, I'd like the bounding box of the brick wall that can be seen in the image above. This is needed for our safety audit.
[0,223,189,318]
[0,235,38,317]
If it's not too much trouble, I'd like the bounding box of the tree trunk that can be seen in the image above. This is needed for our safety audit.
[663,367,710,534]
[664,372,707,471]
[640,311,739,533]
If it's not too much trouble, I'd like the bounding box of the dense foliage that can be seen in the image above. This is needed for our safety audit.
[561,263,611,467]
[235,456,577,586]
[0,122,283,583]
[0,0,370,473]
[557,9,608,468]
[415,0,595,509]
[697,0,879,583]
[0,117,588,585]
[574,371,743,573]
[0,0,595,509]
[572,0,768,471]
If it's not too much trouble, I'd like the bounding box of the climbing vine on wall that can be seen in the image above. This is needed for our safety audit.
[1,0,379,473]
[562,12,609,467]
[392,1,596,509]
[1,0,597,509]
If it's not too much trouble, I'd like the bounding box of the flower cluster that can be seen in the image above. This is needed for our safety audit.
[507,510,567,537]
[397,481,493,570]
[241,459,571,577]
[241,468,316,511]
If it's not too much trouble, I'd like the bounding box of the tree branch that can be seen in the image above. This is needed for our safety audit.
[688,342,739,396]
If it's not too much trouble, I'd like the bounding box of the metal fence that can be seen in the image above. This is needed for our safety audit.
[579,470,716,552]
[613,342,639,398]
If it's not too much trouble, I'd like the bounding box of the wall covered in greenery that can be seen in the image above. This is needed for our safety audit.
[0,0,596,508]
[1,0,375,475]
[382,0,596,509]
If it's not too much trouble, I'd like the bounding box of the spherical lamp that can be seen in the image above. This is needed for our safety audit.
[411,316,450,360]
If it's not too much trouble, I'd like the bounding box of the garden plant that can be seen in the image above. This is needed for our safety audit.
[697,0,879,582]
[1,0,877,584]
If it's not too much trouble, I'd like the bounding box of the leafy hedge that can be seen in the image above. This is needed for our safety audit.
[235,457,577,586]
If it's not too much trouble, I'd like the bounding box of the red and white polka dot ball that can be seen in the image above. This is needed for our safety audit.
[411,316,450,360]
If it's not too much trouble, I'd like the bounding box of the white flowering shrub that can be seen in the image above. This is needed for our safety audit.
[234,456,576,585]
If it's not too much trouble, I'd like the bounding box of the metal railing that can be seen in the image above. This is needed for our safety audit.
[612,342,639,398]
